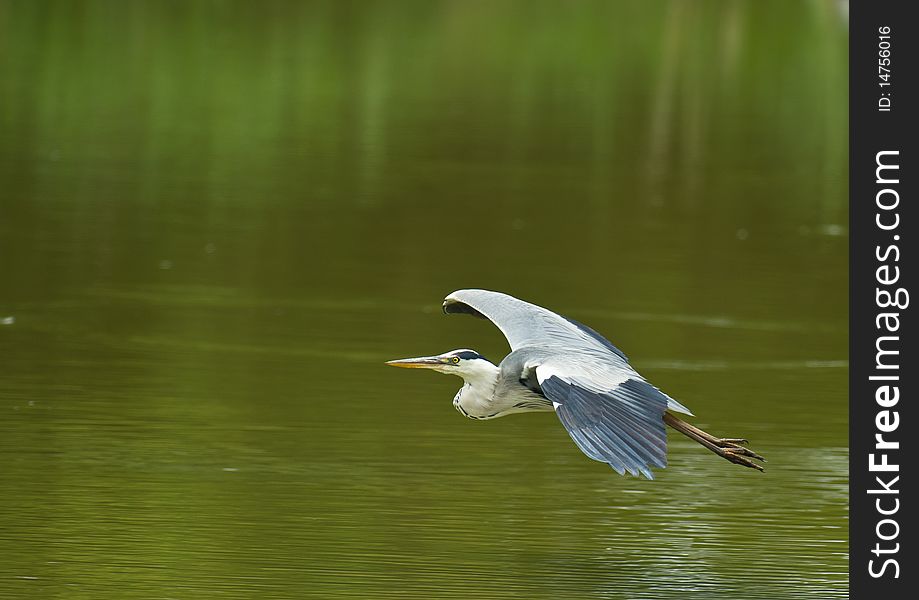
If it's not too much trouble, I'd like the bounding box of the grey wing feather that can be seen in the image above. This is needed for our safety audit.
[444,289,626,361]
[560,315,628,361]
[445,290,694,477]
[541,375,670,479]
[445,289,693,416]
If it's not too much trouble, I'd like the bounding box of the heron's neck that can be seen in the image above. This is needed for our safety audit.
[453,361,501,419]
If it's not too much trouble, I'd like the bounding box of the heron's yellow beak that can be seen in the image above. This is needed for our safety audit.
[385,356,448,369]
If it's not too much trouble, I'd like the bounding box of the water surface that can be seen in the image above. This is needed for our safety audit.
[1,2,847,598]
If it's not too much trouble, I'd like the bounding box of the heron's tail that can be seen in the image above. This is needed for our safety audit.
[664,412,765,472]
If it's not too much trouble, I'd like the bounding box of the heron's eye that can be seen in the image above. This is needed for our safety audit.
[452,356,460,364]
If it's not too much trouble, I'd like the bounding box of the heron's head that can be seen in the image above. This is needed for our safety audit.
[386,349,497,381]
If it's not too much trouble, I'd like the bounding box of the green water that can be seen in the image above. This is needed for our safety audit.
[1,1,848,598]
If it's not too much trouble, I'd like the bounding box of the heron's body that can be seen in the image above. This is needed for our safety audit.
[450,350,552,419]
[388,289,764,479]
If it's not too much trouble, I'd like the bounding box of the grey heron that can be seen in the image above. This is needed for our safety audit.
[387,289,764,479]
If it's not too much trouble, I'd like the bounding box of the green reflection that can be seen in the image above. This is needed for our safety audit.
[1,1,847,598]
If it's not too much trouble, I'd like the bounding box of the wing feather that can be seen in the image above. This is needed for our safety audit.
[443,289,694,417]
[540,374,669,479]
[444,289,627,360]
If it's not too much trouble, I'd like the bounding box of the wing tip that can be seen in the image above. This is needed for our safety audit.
[442,297,487,319]
[444,289,511,304]
[443,288,485,302]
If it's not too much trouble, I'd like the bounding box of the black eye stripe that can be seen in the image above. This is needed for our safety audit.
[455,351,482,360]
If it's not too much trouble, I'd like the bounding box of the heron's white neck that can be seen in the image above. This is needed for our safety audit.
[452,360,501,419]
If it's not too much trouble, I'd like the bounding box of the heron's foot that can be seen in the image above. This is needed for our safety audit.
[720,447,765,472]
[663,412,766,473]
[711,438,765,470]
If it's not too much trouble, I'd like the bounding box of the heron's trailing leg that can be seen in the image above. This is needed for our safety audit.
[664,412,765,472]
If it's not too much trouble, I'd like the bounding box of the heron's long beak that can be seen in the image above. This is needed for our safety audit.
[385,355,447,369]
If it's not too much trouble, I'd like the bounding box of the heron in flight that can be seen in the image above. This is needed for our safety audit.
[387,289,764,479]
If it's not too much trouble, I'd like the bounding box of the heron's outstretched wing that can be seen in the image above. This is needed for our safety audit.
[443,289,628,360]
[444,289,693,416]
[538,368,670,479]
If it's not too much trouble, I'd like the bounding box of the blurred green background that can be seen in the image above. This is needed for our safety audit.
[1,1,847,598]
